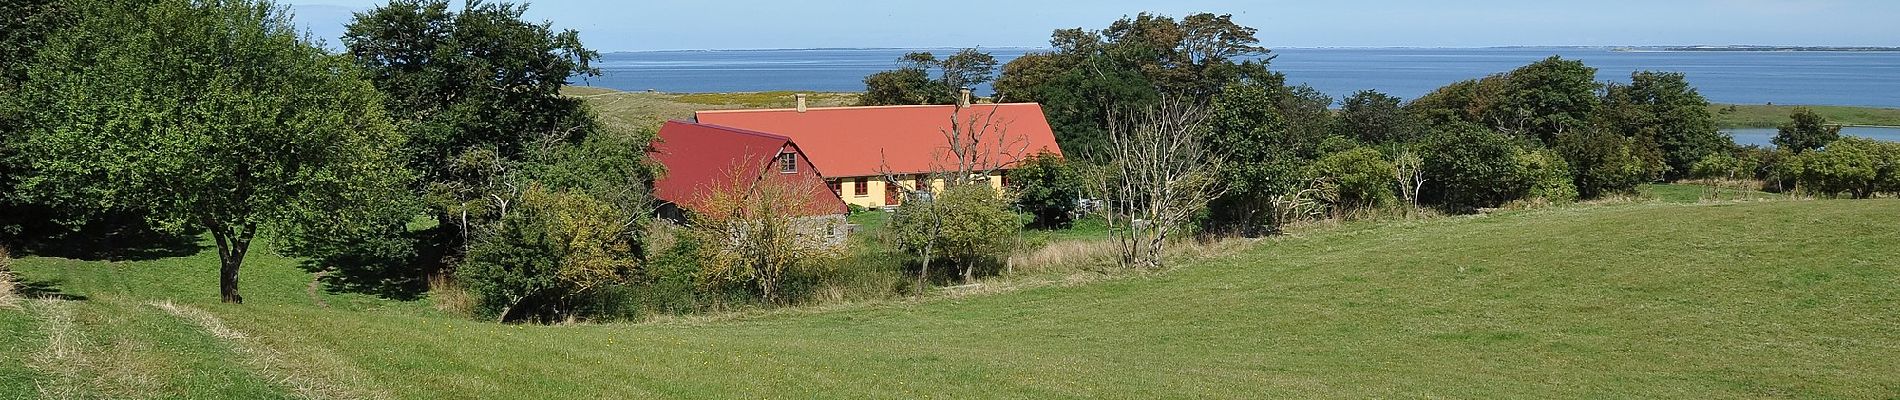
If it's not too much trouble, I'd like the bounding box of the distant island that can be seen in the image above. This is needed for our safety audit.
[1614,45,1900,52]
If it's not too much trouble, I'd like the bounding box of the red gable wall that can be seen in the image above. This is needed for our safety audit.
[651,121,847,216]
[695,103,1063,178]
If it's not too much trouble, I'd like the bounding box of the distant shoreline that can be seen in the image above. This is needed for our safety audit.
[1615,46,1900,52]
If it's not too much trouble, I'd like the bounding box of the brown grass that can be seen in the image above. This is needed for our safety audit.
[427,274,475,318]
[0,246,16,310]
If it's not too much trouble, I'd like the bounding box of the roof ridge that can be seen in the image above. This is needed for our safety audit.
[666,120,793,142]
[696,102,1042,114]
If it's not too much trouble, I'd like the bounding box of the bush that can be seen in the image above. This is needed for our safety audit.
[891,183,1018,284]
[1788,138,1900,198]
[1306,147,1397,214]
[686,169,842,304]
[1422,124,1533,211]
[1516,146,1579,203]
[458,186,640,323]
[1555,129,1660,199]
[1008,152,1083,229]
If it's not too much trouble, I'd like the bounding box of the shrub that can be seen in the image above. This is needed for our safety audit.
[458,186,639,322]
[686,168,843,304]
[1516,146,1579,203]
[891,184,1018,284]
[1788,138,1900,198]
[1555,129,1660,199]
[1774,107,1842,154]
[1008,152,1084,229]
[1306,147,1397,215]
[1422,124,1532,211]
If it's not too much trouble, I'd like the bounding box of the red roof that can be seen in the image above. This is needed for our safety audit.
[651,121,846,216]
[695,104,1063,178]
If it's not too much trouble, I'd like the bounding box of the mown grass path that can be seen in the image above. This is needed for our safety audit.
[4,199,1898,398]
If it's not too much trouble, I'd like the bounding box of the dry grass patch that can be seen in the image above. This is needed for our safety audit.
[150,300,388,400]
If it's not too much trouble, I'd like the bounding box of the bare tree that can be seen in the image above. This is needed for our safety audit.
[883,101,1031,289]
[1098,97,1227,269]
[1392,148,1427,209]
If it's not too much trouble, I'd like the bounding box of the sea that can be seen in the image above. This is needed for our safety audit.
[580,47,1900,146]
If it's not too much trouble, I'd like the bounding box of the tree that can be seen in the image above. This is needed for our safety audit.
[891,184,1017,283]
[1597,71,1727,179]
[1203,75,1301,235]
[0,0,76,240]
[1008,152,1084,228]
[882,105,1030,287]
[1555,128,1662,199]
[1421,125,1531,211]
[17,0,410,303]
[1787,137,1898,198]
[460,185,639,321]
[344,0,602,263]
[995,12,1270,157]
[1774,107,1842,154]
[1407,57,1598,144]
[1489,56,1600,142]
[1336,90,1418,144]
[858,49,995,106]
[1099,98,1226,269]
[683,165,841,304]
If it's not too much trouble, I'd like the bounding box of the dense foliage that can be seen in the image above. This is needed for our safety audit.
[14,0,411,303]
[459,186,639,321]
[1785,138,1900,198]
[891,184,1018,283]
[859,49,996,106]
[1008,153,1085,228]
[1773,107,1843,154]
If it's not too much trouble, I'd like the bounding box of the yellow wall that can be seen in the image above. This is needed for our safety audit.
[832,172,1007,208]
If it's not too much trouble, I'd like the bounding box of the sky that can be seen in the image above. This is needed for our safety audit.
[282,0,1900,52]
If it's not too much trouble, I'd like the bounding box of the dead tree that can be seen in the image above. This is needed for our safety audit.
[1098,97,1227,269]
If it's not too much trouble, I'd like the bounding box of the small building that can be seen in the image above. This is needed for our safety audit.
[650,121,848,227]
[694,98,1064,208]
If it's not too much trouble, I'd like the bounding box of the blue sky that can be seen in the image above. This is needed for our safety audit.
[283,0,1900,52]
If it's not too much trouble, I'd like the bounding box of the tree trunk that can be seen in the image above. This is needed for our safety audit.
[211,223,256,304]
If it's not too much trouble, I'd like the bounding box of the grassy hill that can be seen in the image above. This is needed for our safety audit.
[564,87,858,132]
[1712,103,1900,129]
[4,199,1898,398]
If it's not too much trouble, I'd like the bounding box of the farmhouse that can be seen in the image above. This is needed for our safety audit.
[649,120,848,221]
[694,95,1064,208]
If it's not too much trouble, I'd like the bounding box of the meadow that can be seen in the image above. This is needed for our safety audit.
[4,195,1896,398]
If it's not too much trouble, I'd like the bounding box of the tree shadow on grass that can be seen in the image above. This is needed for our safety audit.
[301,226,452,302]
[10,276,89,301]
[10,213,204,262]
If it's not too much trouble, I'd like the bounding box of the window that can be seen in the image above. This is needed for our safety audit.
[854,177,869,196]
[777,152,797,173]
[827,180,842,195]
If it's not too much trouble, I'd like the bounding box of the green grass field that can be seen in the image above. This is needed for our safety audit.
[4,198,1897,398]
[564,87,858,132]
[1711,103,1900,128]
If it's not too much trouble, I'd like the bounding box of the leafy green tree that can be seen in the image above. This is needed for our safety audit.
[1490,56,1601,142]
[1597,71,1727,179]
[1773,107,1843,154]
[891,184,1017,284]
[17,0,410,303]
[0,0,76,239]
[1555,128,1662,199]
[460,185,639,322]
[1407,57,1598,144]
[1421,125,1532,211]
[860,67,949,106]
[858,49,996,106]
[1335,90,1418,144]
[1008,153,1084,229]
[995,12,1269,156]
[1204,75,1300,235]
[344,0,602,258]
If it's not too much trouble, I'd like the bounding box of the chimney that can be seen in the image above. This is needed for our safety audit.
[958,88,972,108]
[795,93,808,113]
